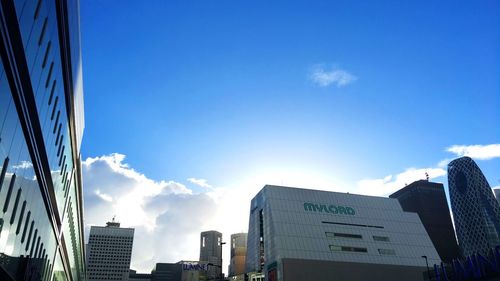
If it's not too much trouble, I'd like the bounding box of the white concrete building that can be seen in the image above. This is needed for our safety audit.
[87,220,134,281]
[245,185,440,281]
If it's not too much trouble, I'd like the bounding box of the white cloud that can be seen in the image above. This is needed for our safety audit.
[310,65,357,87]
[83,153,254,273]
[447,144,500,160]
[13,161,33,170]
[355,167,447,196]
[187,178,212,189]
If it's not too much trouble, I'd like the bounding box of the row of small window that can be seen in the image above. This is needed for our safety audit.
[329,245,396,255]
[0,158,52,279]
[88,268,128,272]
[90,236,133,240]
[88,265,128,268]
[89,253,132,256]
[325,232,390,242]
[90,242,133,245]
[89,258,131,262]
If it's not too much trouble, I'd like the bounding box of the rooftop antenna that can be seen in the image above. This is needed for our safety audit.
[425,172,429,181]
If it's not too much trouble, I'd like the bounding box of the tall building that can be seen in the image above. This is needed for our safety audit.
[200,230,223,280]
[246,185,440,281]
[0,0,86,280]
[390,180,460,262]
[229,233,247,277]
[494,188,500,206]
[448,156,500,257]
[87,220,134,281]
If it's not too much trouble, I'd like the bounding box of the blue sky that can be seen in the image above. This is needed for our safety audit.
[79,0,499,272]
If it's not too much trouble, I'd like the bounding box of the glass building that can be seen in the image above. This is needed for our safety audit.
[0,0,85,280]
[448,156,500,257]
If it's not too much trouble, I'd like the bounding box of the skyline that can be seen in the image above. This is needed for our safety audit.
[78,0,499,273]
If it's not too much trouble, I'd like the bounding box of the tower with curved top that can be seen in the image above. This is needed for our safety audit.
[448,156,500,257]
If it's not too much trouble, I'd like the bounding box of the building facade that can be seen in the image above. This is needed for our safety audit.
[0,0,86,280]
[494,188,500,206]
[390,180,460,262]
[246,185,440,281]
[199,230,223,280]
[87,221,134,281]
[448,156,500,257]
[229,233,247,277]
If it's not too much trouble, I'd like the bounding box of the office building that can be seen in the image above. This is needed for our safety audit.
[229,233,247,277]
[87,220,134,281]
[129,270,152,281]
[390,180,460,262]
[494,188,500,206]
[200,230,223,280]
[152,263,183,281]
[246,185,440,281]
[448,156,500,257]
[0,0,85,280]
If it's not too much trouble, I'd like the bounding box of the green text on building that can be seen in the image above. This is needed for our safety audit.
[304,202,356,215]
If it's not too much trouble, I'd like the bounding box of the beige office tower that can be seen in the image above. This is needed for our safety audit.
[87,220,135,281]
[229,233,248,277]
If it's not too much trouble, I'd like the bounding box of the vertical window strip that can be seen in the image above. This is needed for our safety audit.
[21,211,31,242]
[26,222,34,251]
[0,157,9,191]
[62,167,68,185]
[57,138,63,156]
[42,41,51,68]
[3,174,16,212]
[33,0,42,19]
[38,17,48,46]
[58,146,64,166]
[55,124,62,146]
[59,155,66,169]
[42,255,49,279]
[37,243,44,259]
[45,62,54,88]
[50,96,58,120]
[16,201,26,234]
[10,188,22,224]
[33,236,40,257]
[64,180,71,198]
[53,110,60,133]
[48,80,56,105]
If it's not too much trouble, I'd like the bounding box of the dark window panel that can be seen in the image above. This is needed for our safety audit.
[21,211,31,243]
[10,188,22,224]
[16,200,26,234]
[3,174,16,212]
[0,157,10,192]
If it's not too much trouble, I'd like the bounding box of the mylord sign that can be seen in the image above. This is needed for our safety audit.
[304,202,356,215]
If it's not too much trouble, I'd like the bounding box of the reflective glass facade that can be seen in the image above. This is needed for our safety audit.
[448,156,500,257]
[0,0,85,280]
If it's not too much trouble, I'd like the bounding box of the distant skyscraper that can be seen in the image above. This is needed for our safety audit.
[87,220,134,281]
[0,0,86,280]
[390,180,460,262]
[448,156,500,257]
[494,188,500,206]
[229,233,247,277]
[200,230,223,280]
